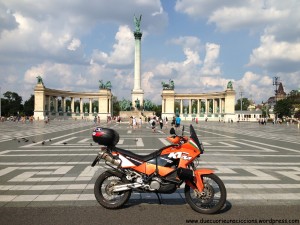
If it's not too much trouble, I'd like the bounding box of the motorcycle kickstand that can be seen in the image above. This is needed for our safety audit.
[155,191,162,205]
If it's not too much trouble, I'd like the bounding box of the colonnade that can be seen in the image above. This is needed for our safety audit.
[161,88,236,121]
[34,82,112,120]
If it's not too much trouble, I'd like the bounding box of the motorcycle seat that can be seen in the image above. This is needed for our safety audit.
[113,145,177,162]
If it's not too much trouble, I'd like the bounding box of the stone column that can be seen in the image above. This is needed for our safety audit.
[55,97,58,113]
[89,98,92,114]
[180,99,183,115]
[71,97,75,113]
[80,98,83,114]
[131,30,144,108]
[33,83,46,120]
[189,99,192,114]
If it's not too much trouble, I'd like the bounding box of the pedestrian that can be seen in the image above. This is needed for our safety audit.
[94,116,97,125]
[129,116,133,129]
[171,116,175,126]
[97,116,100,124]
[151,119,156,132]
[175,115,181,131]
[138,117,142,128]
[159,117,163,129]
[132,117,137,129]
[165,117,168,129]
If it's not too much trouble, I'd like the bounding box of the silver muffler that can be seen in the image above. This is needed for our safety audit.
[98,150,121,167]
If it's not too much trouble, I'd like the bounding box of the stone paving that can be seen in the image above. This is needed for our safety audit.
[0,119,300,207]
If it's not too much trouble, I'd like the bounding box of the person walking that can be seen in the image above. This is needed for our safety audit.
[165,117,168,129]
[159,117,163,130]
[175,115,181,131]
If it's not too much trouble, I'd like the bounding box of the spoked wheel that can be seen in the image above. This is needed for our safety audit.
[185,174,226,214]
[94,170,131,209]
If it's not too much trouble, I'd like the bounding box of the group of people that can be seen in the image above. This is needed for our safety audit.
[129,116,143,129]
[148,115,181,133]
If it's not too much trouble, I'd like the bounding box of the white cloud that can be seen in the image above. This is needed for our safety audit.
[248,35,300,72]
[91,25,134,65]
[200,43,220,76]
[67,38,81,51]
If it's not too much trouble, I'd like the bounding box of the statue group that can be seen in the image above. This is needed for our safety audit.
[161,79,175,90]
[99,80,112,90]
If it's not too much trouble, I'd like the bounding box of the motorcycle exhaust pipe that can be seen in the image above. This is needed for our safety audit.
[99,151,121,167]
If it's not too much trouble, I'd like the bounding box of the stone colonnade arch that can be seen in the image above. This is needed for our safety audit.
[34,82,112,121]
[161,87,236,121]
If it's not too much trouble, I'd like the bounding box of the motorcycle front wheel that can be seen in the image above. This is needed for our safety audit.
[185,173,226,214]
[94,170,131,209]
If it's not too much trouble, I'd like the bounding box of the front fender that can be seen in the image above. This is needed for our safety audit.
[186,169,214,192]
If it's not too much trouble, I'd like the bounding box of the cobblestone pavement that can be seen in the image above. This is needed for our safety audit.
[0,120,300,207]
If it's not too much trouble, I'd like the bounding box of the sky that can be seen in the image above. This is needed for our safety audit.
[0,0,300,105]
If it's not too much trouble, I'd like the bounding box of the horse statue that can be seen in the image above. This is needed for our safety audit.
[99,80,112,90]
[119,99,132,111]
[161,79,175,90]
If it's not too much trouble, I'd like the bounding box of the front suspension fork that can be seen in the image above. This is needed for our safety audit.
[185,169,214,192]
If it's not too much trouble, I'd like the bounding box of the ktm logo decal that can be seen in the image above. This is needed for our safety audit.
[168,152,192,160]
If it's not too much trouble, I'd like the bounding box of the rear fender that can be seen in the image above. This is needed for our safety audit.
[187,169,214,191]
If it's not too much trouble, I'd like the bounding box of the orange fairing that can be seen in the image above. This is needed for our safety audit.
[167,136,180,144]
[133,162,174,176]
[193,169,214,191]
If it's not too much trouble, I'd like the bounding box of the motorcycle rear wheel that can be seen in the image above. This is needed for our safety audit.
[185,173,226,214]
[94,170,131,209]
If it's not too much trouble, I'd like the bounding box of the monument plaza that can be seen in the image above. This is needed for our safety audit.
[0,120,299,224]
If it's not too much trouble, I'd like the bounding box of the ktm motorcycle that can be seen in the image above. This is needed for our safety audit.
[91,124,226,214]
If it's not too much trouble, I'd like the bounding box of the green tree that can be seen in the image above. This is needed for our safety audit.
[274,99,293,119]
[1,91,23,116]
[112,96,120,116]
[235,98,251,111]
[23,95,34,116]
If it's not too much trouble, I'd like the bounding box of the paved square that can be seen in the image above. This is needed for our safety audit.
[0,120,300,207]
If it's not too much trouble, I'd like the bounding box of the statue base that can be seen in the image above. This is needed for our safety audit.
[119,110,155,121]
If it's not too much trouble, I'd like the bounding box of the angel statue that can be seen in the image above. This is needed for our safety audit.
[134,14,142,33]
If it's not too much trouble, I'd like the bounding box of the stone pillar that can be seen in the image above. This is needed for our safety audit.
[55,97,58,113]
[189,99,192,114]
[61,97,64,113]
[205,99,208,114]
[80,98,83,114]
[98,89,112,120]
[71,97,75,113]
[197,99,200,115]
[89,98,92,114]
[161,89,175,119]
[131,31,144,109]
[34,83,46,120]
[180,99,183,115]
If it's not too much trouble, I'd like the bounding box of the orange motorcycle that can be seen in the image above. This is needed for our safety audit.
[91,125,226,214]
